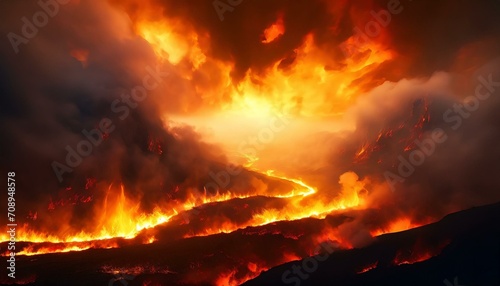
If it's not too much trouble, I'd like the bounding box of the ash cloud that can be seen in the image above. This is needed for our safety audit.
[313,59,500,231]
[0,0,229,229]
[116,0,500,84]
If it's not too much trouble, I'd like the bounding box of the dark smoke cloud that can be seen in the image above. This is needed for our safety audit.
[0,0,232,230]
[113,0,361,81]
[378,0,500,76]
[115,0,500,84]
[301,59,500,234]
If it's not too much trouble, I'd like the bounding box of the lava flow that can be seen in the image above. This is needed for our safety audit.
[1,169,365,256]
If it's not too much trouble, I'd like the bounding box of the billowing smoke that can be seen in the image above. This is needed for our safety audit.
[0,0,234,233]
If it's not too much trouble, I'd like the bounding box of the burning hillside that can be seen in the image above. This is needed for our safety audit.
[0,0,500,285]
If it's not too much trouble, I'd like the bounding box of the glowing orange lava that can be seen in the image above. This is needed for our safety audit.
[261,15,285,44]
[371,218,425,237]
[357,261,378,274]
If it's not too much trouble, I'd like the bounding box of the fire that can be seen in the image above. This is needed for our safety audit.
[16,241,118,256]
[371,218,424,237]
[393,251,434,266]
[111,0,394,126]
[261,15,285,44]
[282,252,302,262]
[392,239,450,266]
[247,262,258,272]
[129,7,397,182]
[135,15,207,69]
[357,261,378,274]
[0,15,401,261]
[69,48,90,67]
[313,228,353,250]
[215,271,260,286]
[16,184,175,243]
[226,34,393,119]
[1,170,359,256]
[132,7,395,154]
[101,264,174,276]
[215,269,239,286]
[146,235,157,244]
[354,98,431,164]
[264,170,316,197]
[184,171,366,238]
[214,261,274,286]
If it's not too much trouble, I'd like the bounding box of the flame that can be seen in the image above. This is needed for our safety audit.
[226,34,393,119]
[101,264,174,276]
[393,251,434,266]
[156,31,395,179]
[135,17,206,68]
[215,262,269,286]
[214,263,273,286]
[371,218,424,237]
[184,171,366,238]
[357,261,378,274]
[215,269,239,286]
[2,170,362,256]
[146,235,157,244]
[392,239,450,266]
[354,99,431,164]
[261,15,285,44]
[16,242,118,256]
[69,48,90,67]
[282,252,302,262]
[133,11,396,179]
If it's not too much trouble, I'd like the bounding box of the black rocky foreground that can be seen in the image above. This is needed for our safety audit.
[244,202,500,286]
[1,202,499,286]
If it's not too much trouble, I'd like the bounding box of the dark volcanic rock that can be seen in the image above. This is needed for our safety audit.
[243,202,500,286]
